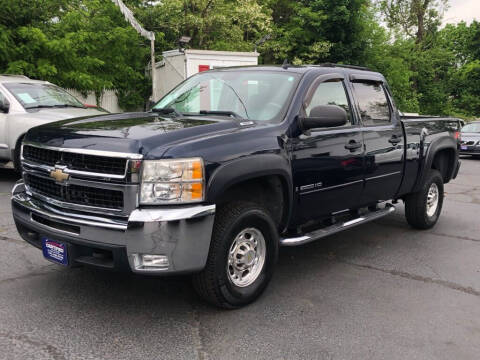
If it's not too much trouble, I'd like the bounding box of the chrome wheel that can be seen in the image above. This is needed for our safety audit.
[227,227,266,287]
[426,183,439,217]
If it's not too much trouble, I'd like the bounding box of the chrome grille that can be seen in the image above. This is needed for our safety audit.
[23,145,127,175]
[25,173,124,210]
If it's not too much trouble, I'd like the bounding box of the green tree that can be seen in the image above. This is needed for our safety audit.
[379,0,448,43]
[135,0,272,52]
[0,0,477,118]
[0,0,151,110]
[259,0,371,65]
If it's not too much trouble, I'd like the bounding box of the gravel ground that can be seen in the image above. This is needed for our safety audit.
[0,157,479,360]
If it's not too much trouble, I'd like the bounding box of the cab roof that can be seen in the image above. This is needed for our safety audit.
[0,74,48,84]
[209,63,385,80]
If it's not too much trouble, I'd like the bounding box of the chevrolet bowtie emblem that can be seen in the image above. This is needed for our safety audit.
[50,168,70,183]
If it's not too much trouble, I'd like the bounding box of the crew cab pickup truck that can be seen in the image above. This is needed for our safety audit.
[11,64,462,308]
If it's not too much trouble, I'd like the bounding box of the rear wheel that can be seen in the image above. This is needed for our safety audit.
[193,201,279,308]
[404,169,444,229]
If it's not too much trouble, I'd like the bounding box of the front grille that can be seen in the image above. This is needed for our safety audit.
[25,174,124,210]
[23,146,60,166]
[23,145,127,175]
[462,141,477,146]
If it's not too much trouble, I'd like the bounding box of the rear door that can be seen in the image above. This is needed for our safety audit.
[290,75,365,224]
[349,77,404,204]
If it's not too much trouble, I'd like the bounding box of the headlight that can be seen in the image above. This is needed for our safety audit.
[140,158,204,204]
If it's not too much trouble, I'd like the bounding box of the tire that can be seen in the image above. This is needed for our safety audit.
[193,201,279,309]
[404,169,444,229]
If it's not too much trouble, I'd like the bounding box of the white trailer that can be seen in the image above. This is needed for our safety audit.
[154,49,259,101]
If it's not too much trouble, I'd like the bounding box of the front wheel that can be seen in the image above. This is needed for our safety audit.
[404,169,444,229]
[193,202,279,308]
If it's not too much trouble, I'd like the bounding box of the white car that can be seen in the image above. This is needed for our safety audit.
[0,74,106,171]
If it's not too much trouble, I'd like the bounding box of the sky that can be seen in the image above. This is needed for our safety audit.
[443,0,480,25]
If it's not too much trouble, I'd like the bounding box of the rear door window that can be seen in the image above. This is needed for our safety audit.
[352,82,391,126]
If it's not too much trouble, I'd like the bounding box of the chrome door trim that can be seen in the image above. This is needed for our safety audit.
[365,171,401,181]
[299,179,363,195]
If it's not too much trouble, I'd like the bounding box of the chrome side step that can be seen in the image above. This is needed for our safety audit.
[280,204,396,246]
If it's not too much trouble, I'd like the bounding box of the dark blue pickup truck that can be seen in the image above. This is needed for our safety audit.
[12,64,461,308]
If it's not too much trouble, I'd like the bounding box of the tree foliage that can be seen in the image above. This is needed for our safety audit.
[379,0,448,42]
[0,0,478,117]
[0,0,150,110]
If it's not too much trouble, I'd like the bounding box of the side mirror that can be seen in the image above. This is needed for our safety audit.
[299,105,347,130]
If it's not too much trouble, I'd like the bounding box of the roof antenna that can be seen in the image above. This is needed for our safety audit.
[282,58,289,69]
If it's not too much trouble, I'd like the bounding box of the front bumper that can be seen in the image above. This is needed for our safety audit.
[11,181,215,275]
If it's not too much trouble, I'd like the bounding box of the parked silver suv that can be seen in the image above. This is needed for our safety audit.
[0,74,106,171]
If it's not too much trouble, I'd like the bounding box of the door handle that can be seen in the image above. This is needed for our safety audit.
[389,136,402,145]
[345,140,362,151]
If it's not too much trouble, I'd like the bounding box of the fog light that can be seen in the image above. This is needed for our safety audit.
[133,254,169,270]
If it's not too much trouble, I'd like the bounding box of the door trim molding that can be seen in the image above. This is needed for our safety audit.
[299,179,363,195]
[365,171,401,181]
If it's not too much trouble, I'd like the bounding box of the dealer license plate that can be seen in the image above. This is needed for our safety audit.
[42,237,68,266]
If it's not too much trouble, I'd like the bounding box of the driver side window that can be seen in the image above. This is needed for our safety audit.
[305,81,352,125]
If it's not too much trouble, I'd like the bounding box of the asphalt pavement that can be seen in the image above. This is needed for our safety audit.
[1,158,479,360]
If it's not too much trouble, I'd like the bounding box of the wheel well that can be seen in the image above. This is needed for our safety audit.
[215,175,288,230]
[431,148,456,183]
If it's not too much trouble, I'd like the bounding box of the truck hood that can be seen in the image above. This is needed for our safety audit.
[25,112,243,157]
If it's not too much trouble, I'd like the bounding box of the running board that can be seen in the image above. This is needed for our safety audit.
[280,204,396,246]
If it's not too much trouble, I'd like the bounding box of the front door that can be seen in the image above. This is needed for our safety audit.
[350,81,404,203]
[290,78,364,224]
[0,91,9,160]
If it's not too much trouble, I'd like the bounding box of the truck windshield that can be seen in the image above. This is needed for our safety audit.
[462,123,480,133]
[153,70,300,122]
[4,82,85,110]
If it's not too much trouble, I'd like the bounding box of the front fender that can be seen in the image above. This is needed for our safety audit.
[206,154,293,228]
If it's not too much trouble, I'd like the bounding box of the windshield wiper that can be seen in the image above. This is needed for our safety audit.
[26,104,85,109]
[198,110,244,120]
[151,107,183,117]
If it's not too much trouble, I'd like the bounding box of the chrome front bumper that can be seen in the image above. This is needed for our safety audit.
[11,181,215,275]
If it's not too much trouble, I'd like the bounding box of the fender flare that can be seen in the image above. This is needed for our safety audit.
[413,135,458,192]
[12,133,26,171]
[206,154,293,229]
